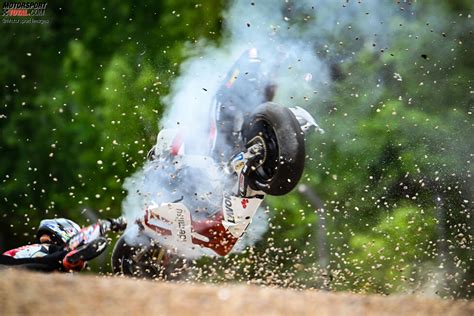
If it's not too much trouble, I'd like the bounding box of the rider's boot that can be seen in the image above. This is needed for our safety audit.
[63,237,108,271]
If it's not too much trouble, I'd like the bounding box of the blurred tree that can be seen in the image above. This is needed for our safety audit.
[0,0,223,252]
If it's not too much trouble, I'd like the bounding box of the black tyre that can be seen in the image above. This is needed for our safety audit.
[242,102,305,196]
[111,235,188,280]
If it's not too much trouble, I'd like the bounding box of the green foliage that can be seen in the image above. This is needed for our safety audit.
[343,204,437,294]
[251,2,472,298]
[0,0,224,244]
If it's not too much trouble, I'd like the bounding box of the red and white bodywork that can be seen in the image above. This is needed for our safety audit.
[141,193,262,256]
[133,128,265,257]
[3,244,51,259]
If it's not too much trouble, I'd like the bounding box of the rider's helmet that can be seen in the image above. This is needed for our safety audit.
[36,218,81,246]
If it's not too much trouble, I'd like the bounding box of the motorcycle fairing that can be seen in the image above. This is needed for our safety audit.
[3,244,50,259]
[222,192,263,238]
[141,192,263,256]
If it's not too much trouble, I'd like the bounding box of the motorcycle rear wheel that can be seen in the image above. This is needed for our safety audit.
[111,235,188,280]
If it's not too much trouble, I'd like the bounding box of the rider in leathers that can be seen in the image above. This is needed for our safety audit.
[0,217,125,272]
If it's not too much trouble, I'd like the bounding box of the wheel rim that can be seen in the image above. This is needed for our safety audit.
[247,118,280,188]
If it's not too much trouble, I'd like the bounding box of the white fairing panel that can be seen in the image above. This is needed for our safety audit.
[11,244,50,259]
[289,106,324,134]
[143,203,209,250]
[222,193,263,238]
[154,128,179,157]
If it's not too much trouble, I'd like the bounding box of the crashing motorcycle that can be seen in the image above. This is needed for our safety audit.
[111,48,323,279]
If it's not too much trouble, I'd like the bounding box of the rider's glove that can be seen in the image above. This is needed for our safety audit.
[98,217,127,234]
[107,217,127,232]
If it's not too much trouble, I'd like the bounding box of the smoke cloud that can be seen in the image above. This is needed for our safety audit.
[121,0,410,258]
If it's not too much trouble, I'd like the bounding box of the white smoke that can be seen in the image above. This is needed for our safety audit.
[121,0,410,258]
